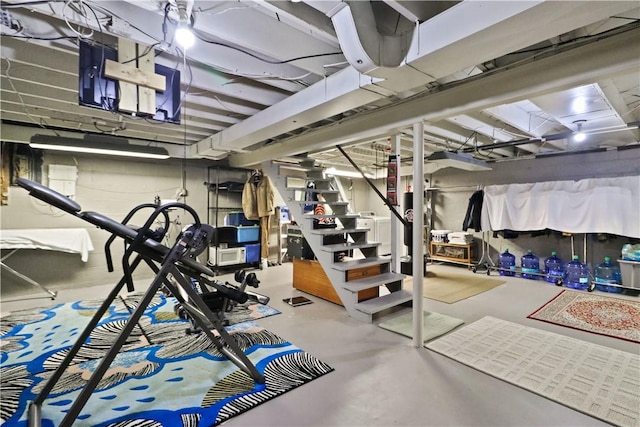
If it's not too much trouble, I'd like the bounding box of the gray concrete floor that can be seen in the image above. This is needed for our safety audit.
[2,262,639,426]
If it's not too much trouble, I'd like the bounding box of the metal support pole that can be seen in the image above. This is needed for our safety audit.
[390,134,402,273]
[412,122,424,348]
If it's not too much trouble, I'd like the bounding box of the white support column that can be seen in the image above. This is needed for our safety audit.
[390,134,402,273]
[332,176,353,214]
[412,121,424,348]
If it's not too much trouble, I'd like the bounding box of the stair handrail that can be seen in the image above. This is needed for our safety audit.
[336,146,408,227]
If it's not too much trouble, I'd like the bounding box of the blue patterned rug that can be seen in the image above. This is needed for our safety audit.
[1,293,333,426]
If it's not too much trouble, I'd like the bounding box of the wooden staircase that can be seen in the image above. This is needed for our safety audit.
[262,160,412,323]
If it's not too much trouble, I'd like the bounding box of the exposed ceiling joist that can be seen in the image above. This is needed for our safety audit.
[228,26,640,167]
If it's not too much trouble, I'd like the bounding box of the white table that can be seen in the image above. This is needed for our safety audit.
[1,228,94,298]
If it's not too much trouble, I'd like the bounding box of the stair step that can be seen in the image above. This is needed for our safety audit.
[286,187,339,195]
[311,227,369,236]
[284,176,331,183]
[321,241,380,252]
[278,164,323,173]
[342,272,406,292]
[302,213,360,220]
[331,256,390,271]
[354,289,413,315]
[293,200,348,206]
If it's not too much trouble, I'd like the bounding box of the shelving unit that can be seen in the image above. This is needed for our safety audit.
[205,166,260,273]
[205,166,249,228]
[429,241,476,269]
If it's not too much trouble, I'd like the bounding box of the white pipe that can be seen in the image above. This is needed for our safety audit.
[391,134,402,273]
[412,121,424,348]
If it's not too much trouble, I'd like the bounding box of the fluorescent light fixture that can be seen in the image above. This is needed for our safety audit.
[426,151,491,172]
[325,167,374,179]
[29,134,170,159]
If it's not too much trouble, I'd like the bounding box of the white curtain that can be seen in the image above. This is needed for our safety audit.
[481,176,640,238]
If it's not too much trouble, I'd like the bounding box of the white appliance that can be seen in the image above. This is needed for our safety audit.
[209,247,246,266]
[357,213,391,255]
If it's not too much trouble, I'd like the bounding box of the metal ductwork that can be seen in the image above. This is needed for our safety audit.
[196,1,637,160]
[326,1,415,75]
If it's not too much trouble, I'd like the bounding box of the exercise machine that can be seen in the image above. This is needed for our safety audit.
[174,268,268,332]
[16,178,267,427]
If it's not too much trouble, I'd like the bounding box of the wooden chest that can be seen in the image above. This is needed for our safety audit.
[292,259,379,306]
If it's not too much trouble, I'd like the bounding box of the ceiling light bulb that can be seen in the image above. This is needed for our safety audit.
[175,24,194,49]
[573,121,586,142]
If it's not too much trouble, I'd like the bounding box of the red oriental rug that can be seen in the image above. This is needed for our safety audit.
[528,290,640,343]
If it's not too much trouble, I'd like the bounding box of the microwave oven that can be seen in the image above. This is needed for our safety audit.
[209,247,246,266]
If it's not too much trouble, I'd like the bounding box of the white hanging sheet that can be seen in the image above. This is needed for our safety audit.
[480,176,640,238]
[1,228,94,262]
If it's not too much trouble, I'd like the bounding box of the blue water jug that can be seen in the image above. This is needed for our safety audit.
[499,249,516,276]
[594,257,622,293]
[544,252,564,284]
[563,255,590,290]
[521,249,540,280]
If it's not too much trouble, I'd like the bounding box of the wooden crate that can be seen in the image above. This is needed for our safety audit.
[292,259,379,306]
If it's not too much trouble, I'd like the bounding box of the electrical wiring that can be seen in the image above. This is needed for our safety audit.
[62,0,93,39]
[14,0,321,87]
[254,71,313,82]
[211,94,246,117]
[171,47,193,121]
[220,70,313,86]
[87,2,163,45]
[153,48,182,116]
[0,0,50,7]
[193,31,342,65]
[121,42,161,65]
[505,19,640,57]
[195,3,257,15]
[0,33,77,40]
[79,1,149,123]
[1,57,52,130]
[197,61,311,86]
[89,1,321,86]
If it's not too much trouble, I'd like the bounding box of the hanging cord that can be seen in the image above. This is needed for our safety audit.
[181,51,188,202]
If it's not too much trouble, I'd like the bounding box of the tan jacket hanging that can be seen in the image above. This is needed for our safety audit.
[242,172,275,219]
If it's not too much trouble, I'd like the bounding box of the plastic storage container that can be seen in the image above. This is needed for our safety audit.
[236,226,260,243]
[521,249,540,280]
[618,259,640,290]
[244,243,261,263]
[544,252,564,284]
[563,255,590,291]
[226,212,258,226]
[499,249,516,276]
[594,257,622,293]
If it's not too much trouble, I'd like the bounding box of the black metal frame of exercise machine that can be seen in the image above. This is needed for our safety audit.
[16,178,266,427]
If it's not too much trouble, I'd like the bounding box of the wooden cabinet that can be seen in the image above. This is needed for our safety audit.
[292,259,379,306]
[346,264,382,281]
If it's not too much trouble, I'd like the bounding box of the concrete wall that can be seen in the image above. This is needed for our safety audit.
[428,148,640,267]
[0,152,244,297]
[4,146,638,297]
[356,147,640,274]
